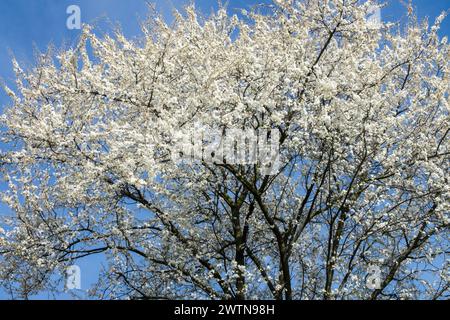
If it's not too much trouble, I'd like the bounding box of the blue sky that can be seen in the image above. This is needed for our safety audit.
[0,0,448,300]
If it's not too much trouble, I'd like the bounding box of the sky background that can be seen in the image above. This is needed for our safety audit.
[0,0,448,299]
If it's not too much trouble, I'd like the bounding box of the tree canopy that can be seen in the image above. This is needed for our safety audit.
[0,0,448,300]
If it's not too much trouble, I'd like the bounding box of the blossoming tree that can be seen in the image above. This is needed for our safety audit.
[0,0,448,300]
